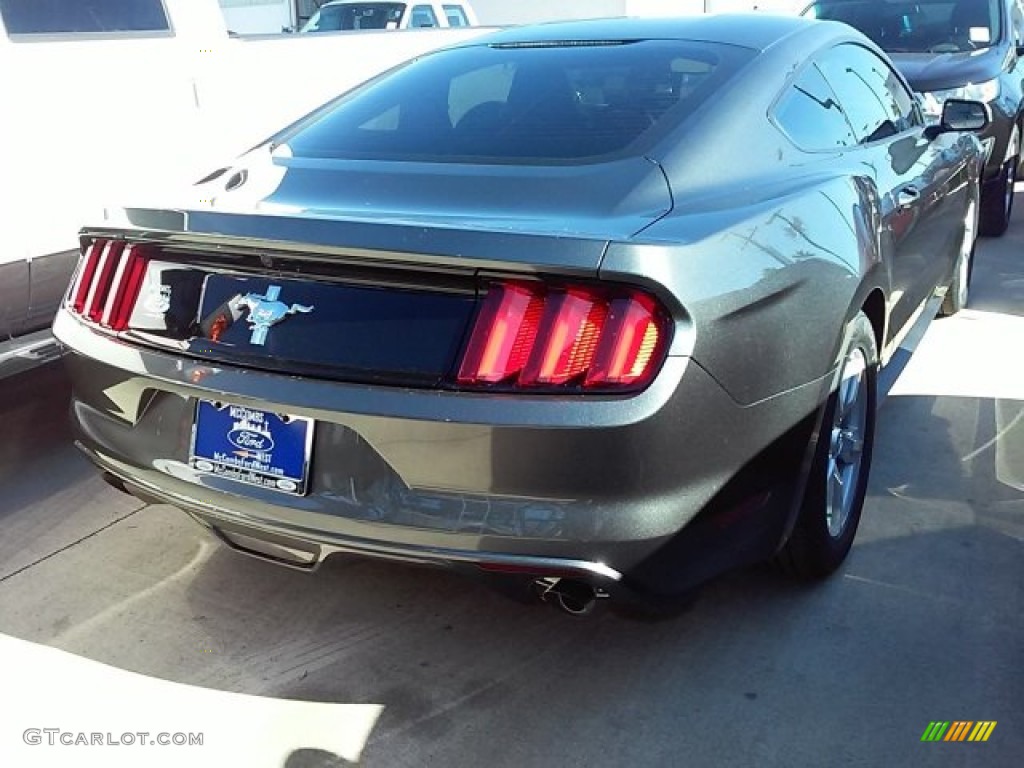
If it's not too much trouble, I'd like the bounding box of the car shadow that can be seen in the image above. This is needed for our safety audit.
[0,362,76,483]
[0,362,102,519]
[154,389,1020,764]
[971,193,1024,317]
[0,361,145,580]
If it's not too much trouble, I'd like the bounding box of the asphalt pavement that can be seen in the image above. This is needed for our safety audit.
[0,207,1021,767]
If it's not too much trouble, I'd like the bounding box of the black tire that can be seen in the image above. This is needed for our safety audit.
[939,192,978,317]
[776,312,878,579]
[979,155,1017,237]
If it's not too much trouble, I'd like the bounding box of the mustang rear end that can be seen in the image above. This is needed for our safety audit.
[54,208,818,612]
[54,15,976,612]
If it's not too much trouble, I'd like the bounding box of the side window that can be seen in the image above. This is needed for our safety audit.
[817,44,915,144]
[443,4,469,27]
[409,5,439,28]
[0,0,170,36]
[360,105,401,132]
[773,63,856,150]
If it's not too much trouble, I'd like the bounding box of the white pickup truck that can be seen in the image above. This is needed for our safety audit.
[298,1,478,33]
[0,0,486,376]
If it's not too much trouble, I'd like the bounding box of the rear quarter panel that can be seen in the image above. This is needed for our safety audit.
[600,172,883,406]
[612,24,902,405]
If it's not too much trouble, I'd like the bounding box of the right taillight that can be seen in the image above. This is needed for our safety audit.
[67,238,149,332]
[457,280,670,392]
[584,292,663,387]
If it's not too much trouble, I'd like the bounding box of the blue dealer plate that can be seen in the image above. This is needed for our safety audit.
[190,401,314,495]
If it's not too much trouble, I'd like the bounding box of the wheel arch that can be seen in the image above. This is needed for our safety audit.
[859,287,886,359]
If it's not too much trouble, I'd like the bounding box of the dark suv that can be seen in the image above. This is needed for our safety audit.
[803,0,1024,235]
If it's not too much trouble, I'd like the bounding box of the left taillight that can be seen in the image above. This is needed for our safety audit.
[67,239,149,332]
[456,280,670,392]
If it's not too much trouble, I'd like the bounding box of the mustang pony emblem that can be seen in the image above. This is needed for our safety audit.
[237,286,313,346]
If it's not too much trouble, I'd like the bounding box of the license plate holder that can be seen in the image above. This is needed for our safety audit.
[189,401,313,495]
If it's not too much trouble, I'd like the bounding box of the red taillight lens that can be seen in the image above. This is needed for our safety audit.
[67,239,150,332]
[520,290,607,386]
[457,282,544,384]
[85,241,125,323]
[107,246,149,331]
[585,294,663,387]
[70,240,105,314]
[458,281,668,391]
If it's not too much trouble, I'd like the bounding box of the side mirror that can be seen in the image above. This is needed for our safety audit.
[924,99,991,139]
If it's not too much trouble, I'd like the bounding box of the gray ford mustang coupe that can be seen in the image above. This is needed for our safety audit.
[54,15,986,614]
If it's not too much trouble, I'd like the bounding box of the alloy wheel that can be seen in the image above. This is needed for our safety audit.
[826,348,868,538]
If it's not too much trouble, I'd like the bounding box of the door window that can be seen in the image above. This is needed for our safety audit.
[817,44,918,143]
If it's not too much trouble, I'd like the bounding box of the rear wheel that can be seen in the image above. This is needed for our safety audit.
[776,312,877,579]
[979,155,1017,237]
[940,195,977,317]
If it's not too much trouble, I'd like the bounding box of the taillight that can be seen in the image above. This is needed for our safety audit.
[585,293,662,387]
[70,241,104,314]
[457,280,669,391]
[457,282,544,384]
[85,241,125,323]
[67,239,150,332]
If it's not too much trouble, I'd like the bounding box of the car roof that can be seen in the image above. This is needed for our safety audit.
[465,13,823,52]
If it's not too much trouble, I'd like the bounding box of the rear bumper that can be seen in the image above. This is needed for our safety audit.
[56,308,829,595]
[89,447,629,588]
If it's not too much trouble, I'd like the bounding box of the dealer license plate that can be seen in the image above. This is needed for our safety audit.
[190,401,313,495]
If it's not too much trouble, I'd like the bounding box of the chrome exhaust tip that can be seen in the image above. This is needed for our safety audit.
[533,577,604,616]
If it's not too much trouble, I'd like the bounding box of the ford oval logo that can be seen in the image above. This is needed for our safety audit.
[228,428,275,453]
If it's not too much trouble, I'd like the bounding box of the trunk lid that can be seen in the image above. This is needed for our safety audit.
[118,145,673,274]
[74,150,672,385]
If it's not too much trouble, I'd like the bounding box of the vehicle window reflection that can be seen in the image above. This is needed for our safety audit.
[774,63,856,150]
[818,44,914,144]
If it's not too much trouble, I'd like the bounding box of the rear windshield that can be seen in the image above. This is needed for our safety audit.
[281,40,755,163]
[803,0,1004,53]
[300,2,406,33]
